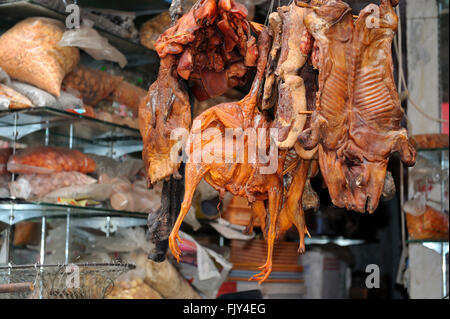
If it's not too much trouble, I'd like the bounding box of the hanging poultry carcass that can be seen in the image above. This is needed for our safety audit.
[167,28,292,283]
[298,0,416,213]
[255,2,320,255]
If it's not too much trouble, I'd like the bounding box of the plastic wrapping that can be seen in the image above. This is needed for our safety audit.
[109,180,162,213]
[63,65,123,106]
[176,231,233,299]
[89,155,143,179]
[42,183,113,203]
[409,155,441,195]
[45,221,97,264]
[59,20,128,68]
[10,81,59,107]
[82,10,139,42]
[110,81,147,110]
[9,172,97,200]
[39,0,139,41]
[0,67,11,86]
[7,146,96,174]
[8,81,82,109]
[57,89,84,109]
[0,83,34,109]
[0,18,80,96]
[99,173,161,213]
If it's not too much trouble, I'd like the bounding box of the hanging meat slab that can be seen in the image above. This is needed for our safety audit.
[153,0,258,102]
[262,3,315,150]
[298,0,416,213]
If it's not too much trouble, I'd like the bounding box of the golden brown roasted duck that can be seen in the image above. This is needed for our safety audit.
[168,28,289,283]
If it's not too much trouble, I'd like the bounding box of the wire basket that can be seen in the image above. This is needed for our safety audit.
[0,262,135,299]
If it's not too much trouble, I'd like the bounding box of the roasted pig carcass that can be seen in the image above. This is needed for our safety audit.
[154,0,259,101]
[169,29,288,283]
[298,0,416,213]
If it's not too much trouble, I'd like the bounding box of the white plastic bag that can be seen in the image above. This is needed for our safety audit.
[42,183,113,202]
[89,154,143,179]
[57,89,84,109]
[9,172,97,200]
[0,96,10,110]
[177,231,233,299]
[209,218,255,240]
[9,80,82,109]
[10,81,58,107]
[59,20,128,68]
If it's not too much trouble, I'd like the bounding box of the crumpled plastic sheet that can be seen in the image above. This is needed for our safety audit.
[59,20,128,68]
[177,231,233,299]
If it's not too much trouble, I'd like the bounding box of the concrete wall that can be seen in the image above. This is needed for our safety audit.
[406,0,441,135]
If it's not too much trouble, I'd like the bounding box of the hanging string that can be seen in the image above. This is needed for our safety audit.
[264,0,276,26]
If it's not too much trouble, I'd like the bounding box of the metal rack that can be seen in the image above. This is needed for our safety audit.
[400,147,449,298]
[0,262,136,299]
[0,107,147,267]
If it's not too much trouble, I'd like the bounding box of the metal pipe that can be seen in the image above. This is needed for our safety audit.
[39,217,47,299]
[442,242,448,298]
[3,228,10,264]
[39,217,46,264]
[64,122,74,264]
[106,216,111,238]
[0,282,33,294]
[45,123,50,146]
[65,209,71,264]
[69,122,74,149]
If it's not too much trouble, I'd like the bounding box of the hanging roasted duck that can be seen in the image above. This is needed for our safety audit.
[167,28,291,283]
[298,0,416,213]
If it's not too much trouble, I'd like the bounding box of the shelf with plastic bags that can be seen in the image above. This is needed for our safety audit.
[0,0,160,61]
[0,198,148,226]
[0,107,143,158]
